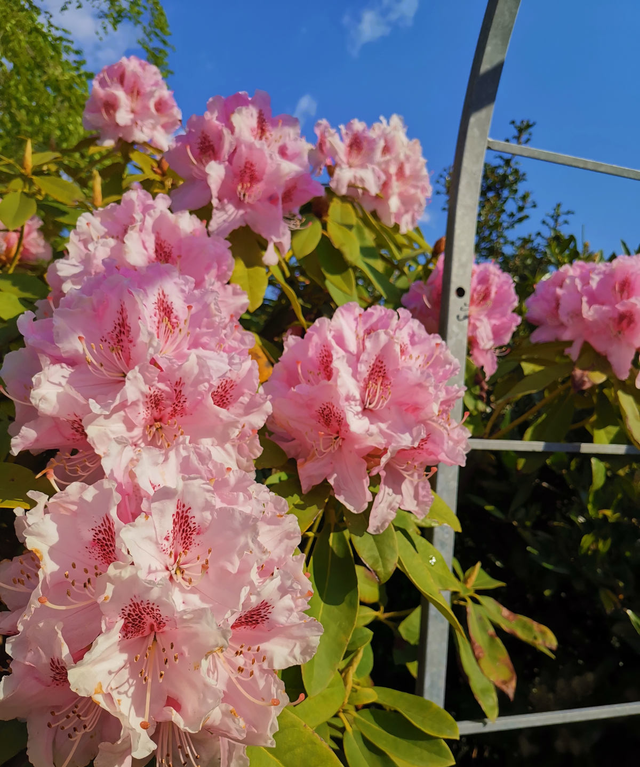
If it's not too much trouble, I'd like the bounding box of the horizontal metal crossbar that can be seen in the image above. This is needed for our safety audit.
[487,139,640,181]
[457,701,640,735]
[468,438,640,455]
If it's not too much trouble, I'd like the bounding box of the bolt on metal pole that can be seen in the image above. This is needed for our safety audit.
[416,0,522,704]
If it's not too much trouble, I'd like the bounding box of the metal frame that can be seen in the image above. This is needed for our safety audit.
[417,0,640,735]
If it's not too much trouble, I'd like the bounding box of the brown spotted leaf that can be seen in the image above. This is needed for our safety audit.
[476,595,557,657]
[466,602,516,700]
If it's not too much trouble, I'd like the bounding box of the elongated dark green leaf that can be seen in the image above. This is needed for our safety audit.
[398,606,421,645]
[497,362,574,401]
[292,214,323,258]
[424,493,461,532]
[255,432,288,469]
[295,671,345,728]
[229,225,267,267]
[372,687,458,739]
[0,293,27,321]
[32,175,84,204]
[246,707,342,766]
[395,529,462,633]
[267,474,331,533]
[466,603,516,700]
[0,274,49,301]
[617,389,640,446]
[344,728,397,767]
[328,197,357,226]
[626,609,640,635]
[315,236,357,300]
[476,595,557,655]
[344,509,398,583]
[230,258,268,312]
[453,630,498,721]
[327,220,360,265]
[407,530,461,592]
[0,463,53,508]
[0,191,36,230]
[0,721,27,765]
[356,565,383,604]
[302,524,358,696]
[353,710,454,767]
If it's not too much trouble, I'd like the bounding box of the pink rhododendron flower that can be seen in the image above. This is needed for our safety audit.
[0,621,122,767]
[264,302,469,533]
[402,255,521,377]
[0,209,52,264]
[46,187,240,314]
[311,114,432,233]
[83,56,181,151]
[526,255,640,382]
[165,90,323,265]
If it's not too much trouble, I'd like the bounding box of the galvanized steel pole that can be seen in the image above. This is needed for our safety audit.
[416,0,522,704]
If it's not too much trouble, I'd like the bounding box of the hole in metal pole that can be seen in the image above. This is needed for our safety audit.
[456,287,466,297]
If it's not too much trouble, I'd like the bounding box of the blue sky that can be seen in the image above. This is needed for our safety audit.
[52,0,640,255]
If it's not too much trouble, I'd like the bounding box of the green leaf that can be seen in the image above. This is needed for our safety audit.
[466,602,516,700]
[328,197,357,226]
[344,509,398,584]
[518,392,574,473]
[626,609,640,636]
[372,687,458,739]
[347,626,374,653]
[356,565,382,604]
[327,220,360,265]
[228,226,267,268]
[246,707,342,766]
[267,475,331,533]
[344,728,398,767]
[0,293,27,321]
[0,274,49,301]
[0,463,53,508]
[356,604,377,627]
[315,236,357,302]
[424,493,461,533]
[295,671,345,728]
[31,151,62,167]
[498,362,574,401]
[292,214,322,258]
[0,720,27,765]
[349,687,378,706]
[476,595,557,655]
[230,258,268,312]
[269,263,308,329]
[398,606,421,645]
[406,529,461,592]
[354,642,374,680]
[617,389,640,446]
[395,528,463,634]
[464,563,505,591]
[0,191,36,230]
[589,391,625,444]
[454,630,498,720]
[353,710,455,767]
[302,524,358,696]
[32,175,84,204]
[255,431,288,469]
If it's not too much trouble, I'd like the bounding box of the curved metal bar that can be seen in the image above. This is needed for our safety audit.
[416,0,522,705]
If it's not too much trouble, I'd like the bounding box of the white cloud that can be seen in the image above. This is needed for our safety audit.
[40,1,138,70]
[344,0,419,56]
[419,209,432,226]
[294,94,318,127]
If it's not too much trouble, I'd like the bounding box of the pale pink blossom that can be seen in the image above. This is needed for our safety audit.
[526,256,640,382]
[311,114,432,233]
[265,302,468,532]
[402,256,521,377]
[0,621,122,767]
[0,211,52,264]
[83,56,181,151]
[166,90,322,265]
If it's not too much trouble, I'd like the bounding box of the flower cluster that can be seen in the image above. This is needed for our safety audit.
[264,303,469,534]
[0,191,321,766]
[526,255,640,382]
[311,115,432,233]
[165,91,323,265]
[83,56,182,151]
[0,209,52,265]
[402,255,521,377]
